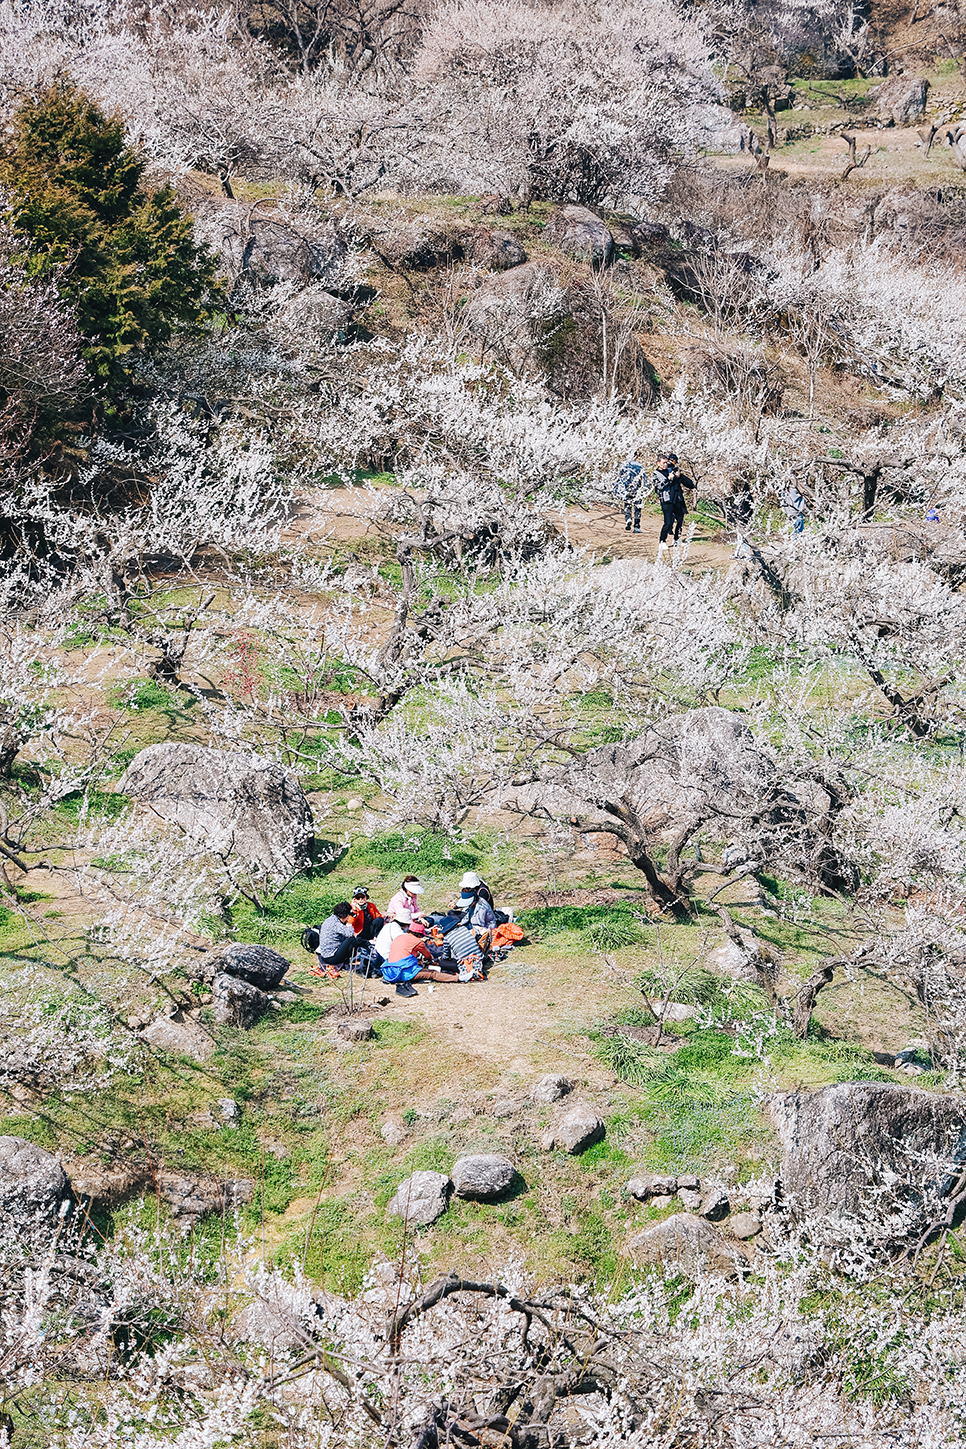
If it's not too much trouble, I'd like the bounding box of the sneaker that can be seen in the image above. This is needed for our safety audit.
[624,523,631,531]
[325,964,340,980]
[395,982,418,997]
[633,527,641,533]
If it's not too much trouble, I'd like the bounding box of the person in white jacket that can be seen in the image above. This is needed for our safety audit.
[372,908,411,963]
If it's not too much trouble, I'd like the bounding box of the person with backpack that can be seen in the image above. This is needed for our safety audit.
[782,484,806,534]
[615,450,647,532]
[313,902,365,976]
[459,870,493,907]
[455,876,497,933]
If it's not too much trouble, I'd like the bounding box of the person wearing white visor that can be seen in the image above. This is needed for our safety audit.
[386,875,426,922]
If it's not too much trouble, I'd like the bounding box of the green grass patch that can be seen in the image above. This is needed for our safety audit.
[371,1019,428,1049]
[519,902,647,942]
[109,678,186,714]
[354,829,480,874]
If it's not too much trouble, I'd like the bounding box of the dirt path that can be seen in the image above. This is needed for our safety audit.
[287,485,737,574]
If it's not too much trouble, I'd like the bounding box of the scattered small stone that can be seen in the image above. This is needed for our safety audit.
[217,1099,240,1122]
[274,990,300,1004]
[679,1188,703,1212]
[553,1103,605,1155]
[346,797,364,811]
[626,1173,677,1201]
[381,1119,407,1147]
[700,1187,730,1222]
[386,1171,450,1226]
[651,1194,674,1209]
[492,1099,517,1118]
[337,1019,374,1043]
[538,1130,556,1152]
[531,1074,573,1105]
[677,1174,700,1191]
[450,1108,473,1126]
[452,1154,516,1201]
[729,1212,762,1240]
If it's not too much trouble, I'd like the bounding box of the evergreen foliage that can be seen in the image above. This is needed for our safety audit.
[0,82,220,395]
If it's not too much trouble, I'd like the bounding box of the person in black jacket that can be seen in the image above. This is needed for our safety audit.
[655,452,695,551]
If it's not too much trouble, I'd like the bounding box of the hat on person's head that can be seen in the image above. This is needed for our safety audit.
[667,452,678,462]
[460,871,481,889]
[352,886,369,898]
[409,921,427,936]
[408,881,425,895]
[395,908,412,925]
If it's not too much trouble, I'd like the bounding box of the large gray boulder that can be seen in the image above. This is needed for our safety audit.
[767,1083,966,1244]
[248,218,346,286]
[464,261,569,365]
[119,744,313,884]
[874,75,929,127]
[222,216,348,290]
[212,972,272,1028]
[544,205,614,267]
[451,1154,516,1201]
[378,218,462,270]
[0,1137,71,1224]
[216,943,291,990]
[465,228,528,271]
[511,707,776,840]
[386,1171,451,1225]
[627,1212,744,1277]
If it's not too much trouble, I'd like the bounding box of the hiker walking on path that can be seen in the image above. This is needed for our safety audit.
[655,451,694,554]
[616,449,647,533]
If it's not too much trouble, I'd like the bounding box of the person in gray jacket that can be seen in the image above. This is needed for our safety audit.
[315,903,364,972]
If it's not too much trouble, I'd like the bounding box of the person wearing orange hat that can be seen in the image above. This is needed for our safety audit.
[382,920,462,997]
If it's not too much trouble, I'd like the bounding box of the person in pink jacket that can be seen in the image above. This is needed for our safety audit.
[386,875,425,921]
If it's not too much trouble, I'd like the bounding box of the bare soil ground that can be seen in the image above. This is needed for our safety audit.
[287,483,738,573]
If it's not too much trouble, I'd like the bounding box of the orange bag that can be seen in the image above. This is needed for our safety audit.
[490,922,525,952]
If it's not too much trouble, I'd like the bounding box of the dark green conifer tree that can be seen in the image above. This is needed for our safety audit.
[0,81,221,398]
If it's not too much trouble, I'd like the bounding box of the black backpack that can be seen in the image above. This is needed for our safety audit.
[300,925,320,954]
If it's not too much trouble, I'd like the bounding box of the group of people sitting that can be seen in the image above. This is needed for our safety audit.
[310,872,508,997]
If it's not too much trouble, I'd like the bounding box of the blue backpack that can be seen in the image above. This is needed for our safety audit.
[614,461,643,499]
